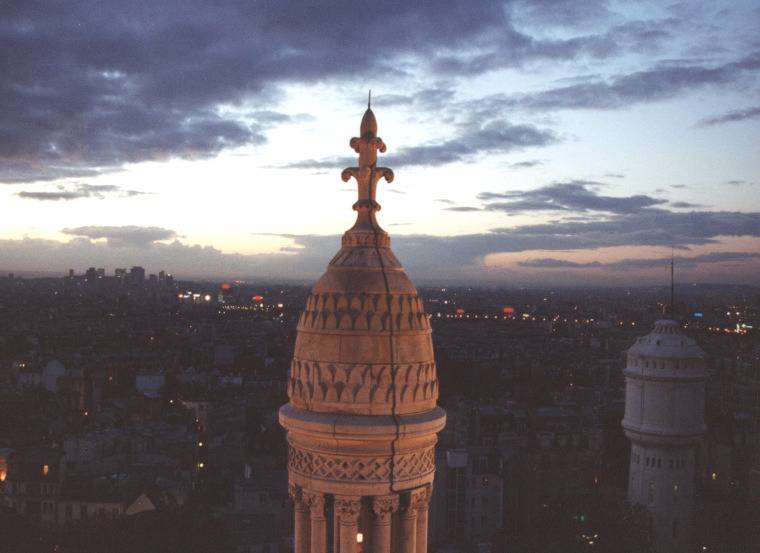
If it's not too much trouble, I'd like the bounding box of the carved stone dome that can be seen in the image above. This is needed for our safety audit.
[288,234,438,416]
[285,102,439,418]
[287,188,438,416]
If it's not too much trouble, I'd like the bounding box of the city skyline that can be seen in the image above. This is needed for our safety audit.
[2,1,760,285]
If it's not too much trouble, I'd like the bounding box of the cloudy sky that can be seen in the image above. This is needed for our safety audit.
[1,0,759,285]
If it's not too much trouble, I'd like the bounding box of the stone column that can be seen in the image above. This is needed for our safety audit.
[412,486,432,553]
[399,493,418,553]
[304,490,327,553]
[371,495,399,553]
[289,484,310,553]
[335,495,362,553]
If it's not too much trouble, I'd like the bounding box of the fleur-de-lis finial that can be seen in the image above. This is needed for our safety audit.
[340,97,395,243]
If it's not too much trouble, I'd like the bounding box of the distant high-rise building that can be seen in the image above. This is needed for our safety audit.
[96,268,105,278]
[622,318,707,553]
[84,267,97,282]
[158,270,166,283]
[129,266,145,285]
[115,268,127,279]
[68,269,75,278]
[148,274,158,285]
[279,104,445,553]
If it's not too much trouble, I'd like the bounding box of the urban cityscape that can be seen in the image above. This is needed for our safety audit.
[1,260,759,552]
[2,2,760,553]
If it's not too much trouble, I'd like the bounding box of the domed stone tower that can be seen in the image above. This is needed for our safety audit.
[279,100,446,553]
[622,317,707,553]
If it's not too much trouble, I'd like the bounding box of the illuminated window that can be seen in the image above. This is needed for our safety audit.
[42,464,49,477]
[712,472,717,481]
[356,533,363,544]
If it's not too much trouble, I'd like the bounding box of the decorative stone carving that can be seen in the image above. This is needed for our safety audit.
[340,231,392,248]
[288,446,435,482]
[296,292,431,330]
[409,485,432,510]
[287,359,439,409]
[372,495,400,522]
[334,496,362,524]
[302,490,326,515]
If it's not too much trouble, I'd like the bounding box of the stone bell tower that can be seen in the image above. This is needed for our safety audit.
[279,99,446,553]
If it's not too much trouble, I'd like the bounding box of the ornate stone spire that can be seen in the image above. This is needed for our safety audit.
[340,97,394,246]
[280,102,445,553]
[285,103,439,416]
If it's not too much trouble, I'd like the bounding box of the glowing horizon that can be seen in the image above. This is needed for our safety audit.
[1,1,759,285]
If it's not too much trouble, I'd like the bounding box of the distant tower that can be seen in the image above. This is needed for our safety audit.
[622,273,707,553]
[279,101,445,553]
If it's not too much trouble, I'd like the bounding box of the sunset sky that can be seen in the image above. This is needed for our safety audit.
[1,1,759,285]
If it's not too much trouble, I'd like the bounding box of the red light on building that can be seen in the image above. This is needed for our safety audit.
[220,283,232,290]
[253,294,264,302]
[502,306,515,314]
[455,308,465,314]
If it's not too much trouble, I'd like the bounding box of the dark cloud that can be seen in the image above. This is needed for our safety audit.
[389,122,557,167]
[669,201,702,208]
[726,180,747,186]
[16,191,88,201]
[510,159,544,169]
[478,180,666,214]
[519,251,760,270]
[372,88,457,109]
[444,206,482,212]
[453,52,760,114]
[435,199,456,204]
[488,210,760,252]
[427,15,681,77]
[281,121,557,171]
[0,1,602,184]
[3,1,691,183]
[510,0,612,27]
[61,225,177,247]
[697,105,760,126]
[604,172,625,178]
[15,183,147,201]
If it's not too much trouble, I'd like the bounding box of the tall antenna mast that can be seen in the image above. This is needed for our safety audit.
[670,247,675,318]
